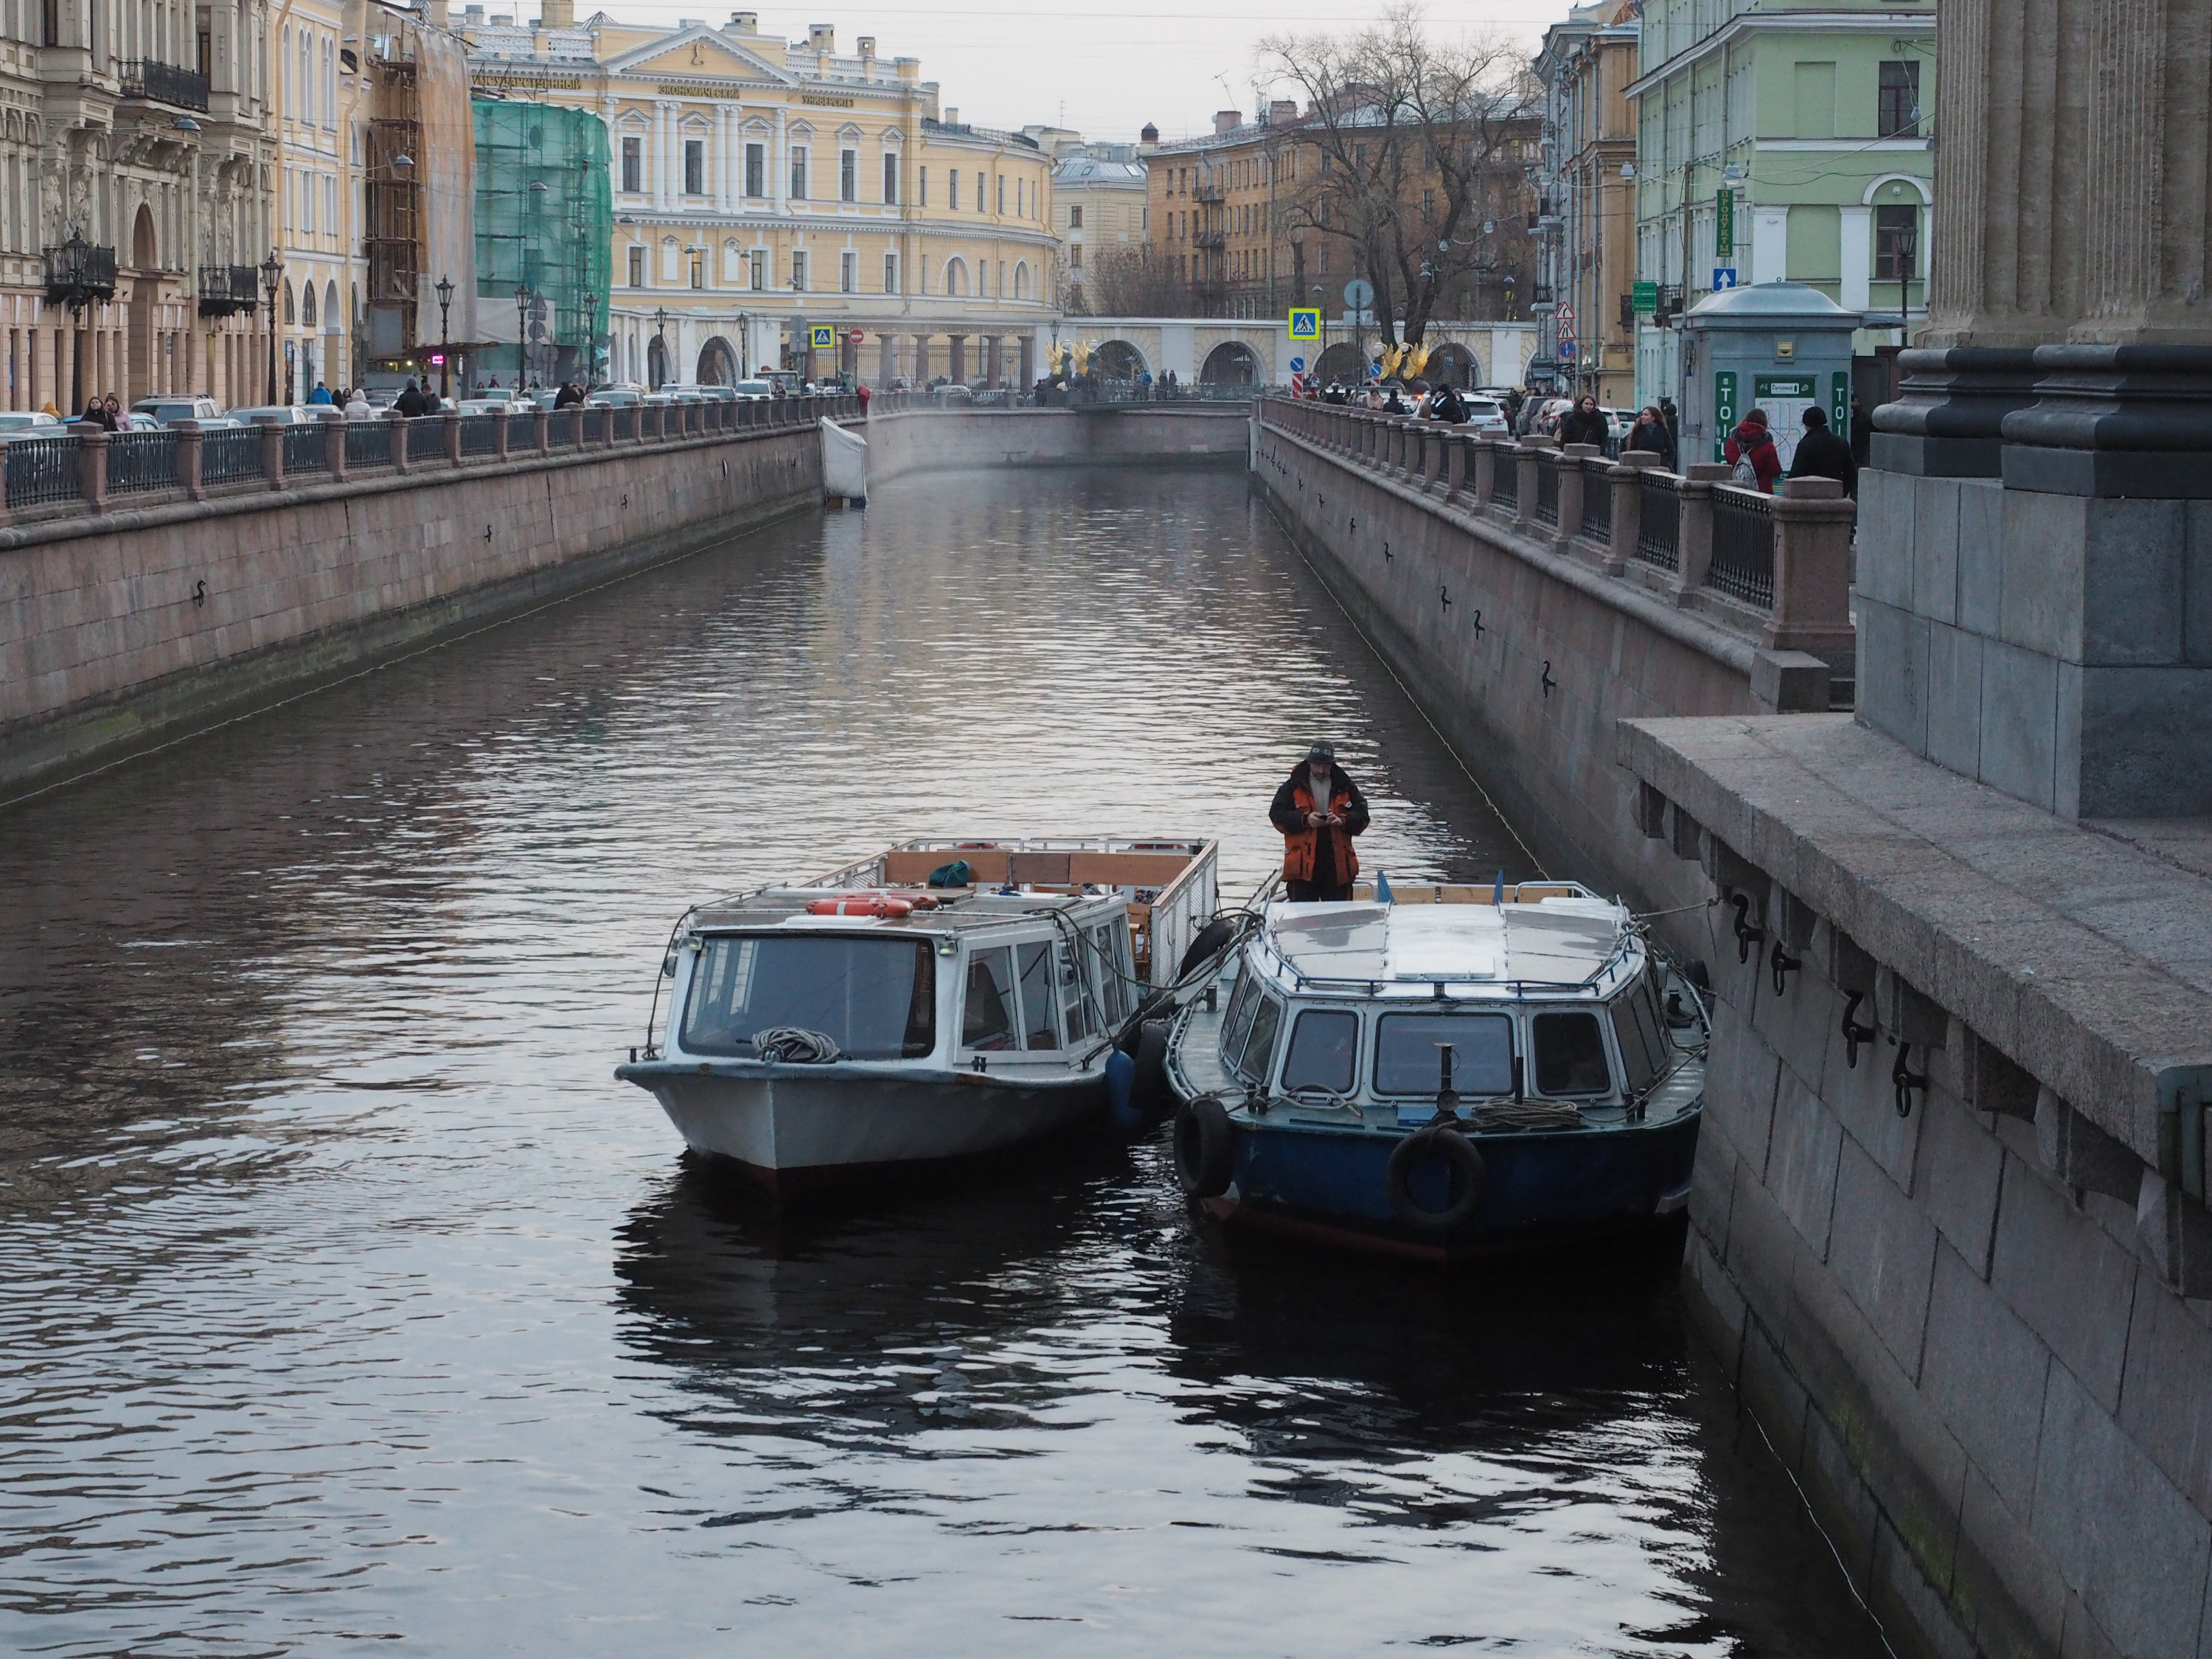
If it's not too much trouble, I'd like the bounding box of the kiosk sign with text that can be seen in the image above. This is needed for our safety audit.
[1287,308,1320,340]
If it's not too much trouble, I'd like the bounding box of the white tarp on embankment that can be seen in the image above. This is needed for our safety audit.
[821,420,868,501]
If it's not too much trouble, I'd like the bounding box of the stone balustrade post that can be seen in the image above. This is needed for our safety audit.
[493,407,509,460]
[1767,477,1858,670]
[1607,453,1659,577]
[442,411,462,466]
[257,415,285,490]
[1394,419,1413,477]
[1514,436,1548,532]
[1674,462,1729,601]
[534,406,550,453]
[1444,431,1470,501]
[173,418,205,501]
[630,405,647,444]
[1558,442,1600,552]
[1472,436,1498,507]
[72,422,108,511]
[388,409,410,474]
[319,411,347,482]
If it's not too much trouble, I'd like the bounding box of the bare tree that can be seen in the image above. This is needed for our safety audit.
[1259,5,1537,351]
[1086,242,1193,317]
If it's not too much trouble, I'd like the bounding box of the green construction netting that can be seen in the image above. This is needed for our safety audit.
[473,99,611,382]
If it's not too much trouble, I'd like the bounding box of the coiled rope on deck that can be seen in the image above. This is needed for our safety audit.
[750,1028,844,1063]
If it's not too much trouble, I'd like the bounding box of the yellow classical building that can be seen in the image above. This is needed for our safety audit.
[459,7,1056,387]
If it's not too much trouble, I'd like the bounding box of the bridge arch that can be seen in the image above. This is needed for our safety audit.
[1091,338,1147,380]
[1200,341,1259,385]
[1315,341,1366,385]
[1425,341,1478,387]
[696,335,737,386]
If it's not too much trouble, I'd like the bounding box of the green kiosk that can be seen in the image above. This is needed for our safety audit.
[1680,282,1857,470]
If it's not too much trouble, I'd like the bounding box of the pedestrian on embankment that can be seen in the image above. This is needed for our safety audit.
[1559,393,1610,450]
[1622,405,1675,470]
[1789,406,1857,495]
[1270,742,1371,904]
[1725,408,1781,493]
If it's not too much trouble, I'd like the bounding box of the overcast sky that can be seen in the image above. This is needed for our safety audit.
[605,2,1561,145]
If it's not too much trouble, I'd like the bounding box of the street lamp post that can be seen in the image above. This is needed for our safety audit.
[580,288,599,387]
[652,305,669,389]
[260,249,283,404]
[434,274,455,399]
[515,282,534,390]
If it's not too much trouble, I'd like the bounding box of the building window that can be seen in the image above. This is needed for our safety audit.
[622,136,641,193]
[684,140,703,195]
[883,150,899,204]
[627,245,645,286]
[1878,60,1921,138]
[840,148,856,201]
[749,248,765,289]
[745,142,765,197]
[841,250,856,292]
[790,146,808,200]
[996,173,1004,214]
[791,250,807,290]
[1070,243,1082,268]
[1874,204,1919,279]
[1068,204,1082,229]
[919,167,928,206]
[690,250,704,288]
[884,251,898,293]
[950,169,960,211]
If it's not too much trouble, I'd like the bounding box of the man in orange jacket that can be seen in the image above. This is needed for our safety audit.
[1269,741,1371,902]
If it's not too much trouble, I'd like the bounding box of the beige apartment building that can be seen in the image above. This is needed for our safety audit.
[461,8,1057,387]
[1534,0,1640,405]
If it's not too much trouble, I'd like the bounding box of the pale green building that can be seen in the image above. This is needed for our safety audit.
[1627,0,1935,416]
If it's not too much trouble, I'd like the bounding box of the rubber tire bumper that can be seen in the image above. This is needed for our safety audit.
[1174,1096,1235,1198]
[1385,1126,1487,1231]
[1131,1019,1172,1118]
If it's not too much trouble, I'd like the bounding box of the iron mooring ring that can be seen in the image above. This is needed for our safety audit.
[1730,891,1765,964]
[1841,991,1877,1069]
[1893,1040,1928,1118]
[1540,661,1556,699]
[1770,936,1801,996]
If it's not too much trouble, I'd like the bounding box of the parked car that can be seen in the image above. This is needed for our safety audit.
[127,395,223,427]
[584,384,647,408]
[1461,396,1509,434]
[226,405,319,425]
[454,398,517,417]
[0,410,63,444]
[1606,408,1640,448]
[731,380,774,401]
[668,383,738,403]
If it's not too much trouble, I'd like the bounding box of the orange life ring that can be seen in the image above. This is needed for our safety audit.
[807,892,919,918]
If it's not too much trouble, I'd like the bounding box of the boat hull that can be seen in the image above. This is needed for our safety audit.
[1207,1109,1701,1262]
[617,1062,1105,1194]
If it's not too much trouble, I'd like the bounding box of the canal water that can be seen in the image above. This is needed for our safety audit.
[0,467,1884,1656]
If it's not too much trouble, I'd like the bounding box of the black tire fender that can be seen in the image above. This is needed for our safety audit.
[1385,1126,1486,1231]
[1174,1095,1235,1198]
[1132,1018,1172,1116]
[1176,917,1239,980]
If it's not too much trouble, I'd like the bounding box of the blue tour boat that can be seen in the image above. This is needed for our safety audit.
[1159,880,1705,1262]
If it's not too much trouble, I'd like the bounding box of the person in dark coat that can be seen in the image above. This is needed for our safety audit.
[394,378,430,417]
[1269,742,1371,903]
[1849,394,1871,467]
[1559,392,1610,450]
[1621,404,1676,470]
[1789,406,1858,494]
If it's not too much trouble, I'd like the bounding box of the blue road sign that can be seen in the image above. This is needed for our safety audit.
[1289,355,1306,373]
[1713,268,1739,290]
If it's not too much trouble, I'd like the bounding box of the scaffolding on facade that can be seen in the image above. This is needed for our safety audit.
[472,100,611,386]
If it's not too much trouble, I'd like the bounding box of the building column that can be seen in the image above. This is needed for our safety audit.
[911,334,930,382]
[1839,205,1873,316]
[773,108,787,213]
[1018,332,1034,388]
[947,334,965,383]
[980,333,998,388]
[877,333,894,384]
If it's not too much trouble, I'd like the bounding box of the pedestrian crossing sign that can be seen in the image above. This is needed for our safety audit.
[1287,308,1321,340]
[810,325,835,349]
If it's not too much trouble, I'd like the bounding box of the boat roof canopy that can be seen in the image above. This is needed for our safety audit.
[1256,891,1639,997]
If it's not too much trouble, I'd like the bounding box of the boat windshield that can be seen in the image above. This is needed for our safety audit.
[1373,1012,1513,1096]
[682,934,935,1059]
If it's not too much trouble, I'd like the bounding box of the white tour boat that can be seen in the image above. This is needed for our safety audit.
[616,836,1219,1193]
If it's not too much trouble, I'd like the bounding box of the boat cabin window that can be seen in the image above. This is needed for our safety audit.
[1374,1012,1513,1096]
[1231,992,1286,1087]
[1532,1011,1613,1096]
[1218,970,1261,1068]
[961,945,1019,1051]
[1060,942,1097,1044]
[1281,1009,1357,1096]
[1087,925,1130,1026]
[1016,941,1060,1050]
[683,935,935,1060]
[1610,975,1669,1093]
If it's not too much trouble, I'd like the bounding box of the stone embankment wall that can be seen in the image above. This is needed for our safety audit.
[866,403,1252,481]
[0,418,823,799]
[1625,714,2212,1659]
[1249,403,1801,909]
